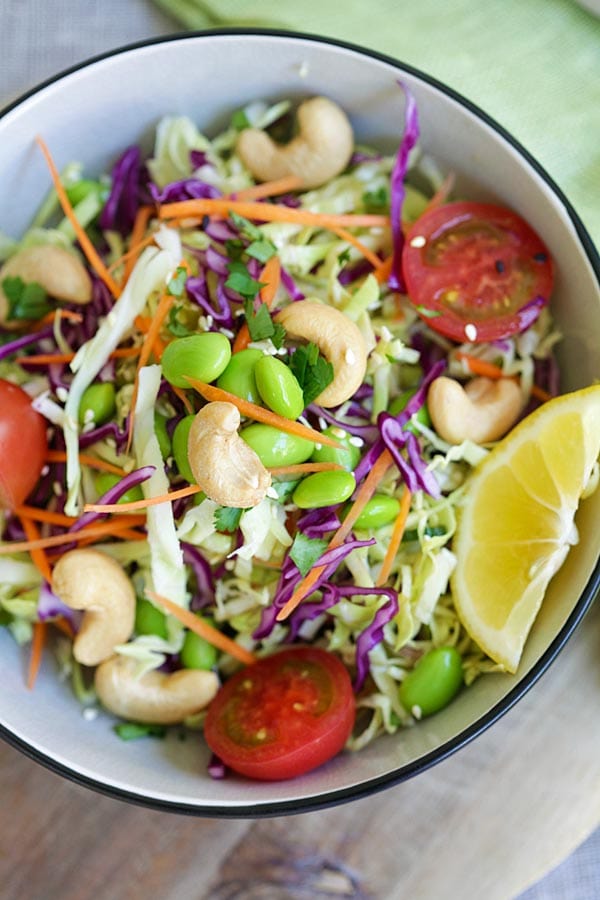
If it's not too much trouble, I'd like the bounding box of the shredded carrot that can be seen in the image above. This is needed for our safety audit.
[18,515,53,583]
[120,206,154,284]
[330,225,382,270]
[422,171,456,215]
[0,521,147,556]
[268,462,343,476]
[375,487,412,586]
[171,384,195,414]
[27,621,47,690]
[232,174,304,201]
[46,450,127,477]
[110,232,156,275]
[253,557,284,570]
[276,448,394,621]
[52,615,75,638]
[455,351,553,403]
[184,378,343,449]
[159,198,390,231]
[14,505,77,527]
[38,309,84,326]
[232,254,281,352]
[83,483,202,514]
[16,346,140,366]
[373,254,394,285]
[35,136,121,297]
[146,590,256,666]
[73,527,147,547]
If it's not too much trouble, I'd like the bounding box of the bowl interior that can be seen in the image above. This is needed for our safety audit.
[1,32,599,814]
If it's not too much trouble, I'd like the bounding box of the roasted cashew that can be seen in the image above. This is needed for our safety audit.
[94,655,219,725]
[427,375,523,444]
[236,96,354,189]
[275,300,367,408]
[0,245,92,329]
[188,401,272,507]
[52,548,136,667]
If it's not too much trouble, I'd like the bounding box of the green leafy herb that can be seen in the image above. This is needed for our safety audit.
[225,260,265,299]
[289,342,334,407]
[243,298,286,348]
[113,722,167,741]
[224,238,246,262]
[214,505,244,533]
[229,211,262,242]
[269,479,300,502]
[167,306,194,337]
[289,531,329,577]
[231,109,251,131]
[337,248,352,266]
[363,186,389,211]
[2,276,51,321]
[246,239,277,263]
[166,266,188,297]
[415,305,442,319]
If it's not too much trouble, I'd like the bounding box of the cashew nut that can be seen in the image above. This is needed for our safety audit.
[236,96,354,189]
[275,300,367,408]
[427,376,523,444]
[0,244,93,329]
[52,548,136,667]
[94,655,219,724]
[188,401,271,508]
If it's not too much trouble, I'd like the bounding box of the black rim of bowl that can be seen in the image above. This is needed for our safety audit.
[1,27,599,819]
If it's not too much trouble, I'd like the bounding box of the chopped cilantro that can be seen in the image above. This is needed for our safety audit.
[166,266,187,297]
[229,211,262,242]
[337,248,352,266]
[2,275,51,321]
[289,342,334,407]
[214,505,244,533]
[246,239,277,263]
[415,305,442,319]
[167,306,194,337]
[243,298,286,348]
[363,186,389,211]
[289,531,329,577]
[225,260,265,299]
[224,238,246,262]
[113,722,167,741]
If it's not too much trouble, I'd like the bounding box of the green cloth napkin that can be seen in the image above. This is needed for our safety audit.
[152,0,600,247]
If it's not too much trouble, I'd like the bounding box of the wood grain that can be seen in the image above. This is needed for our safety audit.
[2,601,599,900]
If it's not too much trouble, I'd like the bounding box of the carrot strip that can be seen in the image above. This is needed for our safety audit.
[159,198,389,230]
[110,232,156,275]
[232,255,281,352]
[27,621,47,690]
[268,462,343,476]
[52,615,75,638]
[0,520,148,555]
[120,206,154,283]
[330,225,382,270]
[46,450,127,477]
[74,527,146,546]
[38,309,83,325]
[18,515,53,584]
[16,346,140,366]
[375,488,412,586]
[171,384,195,414]
[83,484,202,514]
[422,171,455,215]
[35,136,121,297]
[14,505,77,527]
[146,590,256,666]
[232,175,304,201]
[455,351,552,403]
[276,449,394,621]
[184,378,343,449]
[373,255,394,285]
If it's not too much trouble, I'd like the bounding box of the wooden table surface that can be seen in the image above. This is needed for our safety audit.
[2,598,599,900]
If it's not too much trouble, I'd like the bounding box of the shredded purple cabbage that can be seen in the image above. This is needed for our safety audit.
[207,753,227,779]
[351,586,399,691]
[99,146,142,236]
[308,403,379,441]
[0,325,54,362]
[185,273,236,327]
[388,83,420,293]
[190,149,209,169]
[78,420,129,452]
[37,581,82,631]
[516,295,547,332]
[181,543,215,610]
[69,466,155,532]
[280,265,305,301]
[148,178,221,204]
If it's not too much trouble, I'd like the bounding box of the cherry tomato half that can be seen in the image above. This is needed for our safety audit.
[204,647,355,781]
[0,379,48,509]
[401,202,554,343]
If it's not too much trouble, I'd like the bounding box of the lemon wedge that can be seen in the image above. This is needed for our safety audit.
[451,384,600,673]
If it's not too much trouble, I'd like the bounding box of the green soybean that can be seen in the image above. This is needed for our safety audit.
[161,333,231,388]
[95,472,144,505]
[399,647,464,717]
[217,348,263,403]
[293,470,356,509]
[78,382,116,427]
[352,494,401,530]
[389,389,431,434]
[135,597,168,639]
[172,415,196,484]
[241,423,313,468]
[180,621,218,670]
[154,412,172,459]
[254,355,304,420]
[311,426,361,472]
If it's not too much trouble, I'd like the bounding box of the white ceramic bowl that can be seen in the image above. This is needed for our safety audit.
[1,30,600,816]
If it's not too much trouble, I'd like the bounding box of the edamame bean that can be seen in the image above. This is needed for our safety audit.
[254,356,304,420]
[135,597,168,639]
[293,470,356,509]
[399,646,463,717]
[241,423,313,467]
[311,426,361,472]
[352,493,400,530]
[161,333,231,388]
[172,415,196,484]
[154,412,172,459]
[78,382,116,427]
[180,621,218,670]
[389,389,431,434]
[217,348,263,403]
[95,472,144,505]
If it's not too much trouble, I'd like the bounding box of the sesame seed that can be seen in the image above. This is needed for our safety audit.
[464,323,478,342]
[349,436,364,447]
[410,235,426,248]
[411,705,423,720]
[82,707,98,722]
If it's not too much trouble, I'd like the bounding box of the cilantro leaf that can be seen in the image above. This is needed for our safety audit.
[166,266,188,297]
[229,211,262,242]
[363,186,389,212]
[214,505,244,533]
[415,305,442,319]
[246,239,277,263]
[289,342,334,407]
[167,306,194,336]
[289,532,329,577]
[242,298,287,348]
[2,276,51,321]
[113,722,166,741]
[225,260,265,299]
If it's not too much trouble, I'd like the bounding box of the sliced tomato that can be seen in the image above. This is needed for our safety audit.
[401,202,554,343]
[0,379,48,509]
[204,646,355,781]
